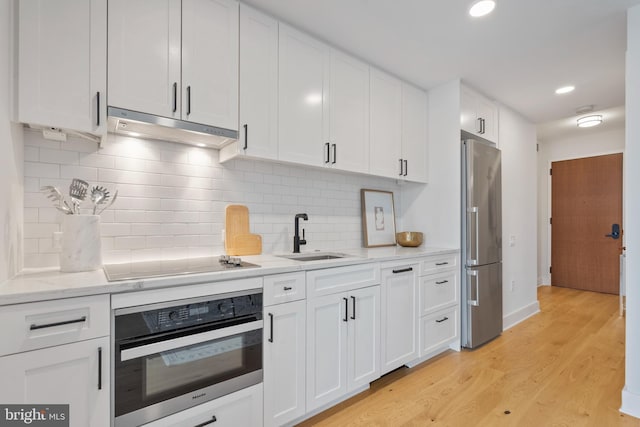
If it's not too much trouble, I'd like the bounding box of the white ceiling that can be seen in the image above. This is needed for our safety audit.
[244,0,640,136]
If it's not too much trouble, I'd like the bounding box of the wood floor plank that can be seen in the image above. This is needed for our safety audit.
[297,287,640,427]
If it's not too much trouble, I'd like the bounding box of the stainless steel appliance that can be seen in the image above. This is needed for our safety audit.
[114,289,263,426]
[461,137,503,348]
[103,255,260,282]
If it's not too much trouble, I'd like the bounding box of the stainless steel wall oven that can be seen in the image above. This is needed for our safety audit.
[113,289,263,427]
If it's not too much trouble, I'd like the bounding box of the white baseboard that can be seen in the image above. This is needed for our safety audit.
[503,300,540,330]
[621,387,640,418]
[538,275,551,286]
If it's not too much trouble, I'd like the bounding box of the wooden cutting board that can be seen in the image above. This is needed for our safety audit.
[225,205,262,255]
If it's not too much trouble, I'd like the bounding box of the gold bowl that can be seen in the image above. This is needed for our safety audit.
[396,231,424,247]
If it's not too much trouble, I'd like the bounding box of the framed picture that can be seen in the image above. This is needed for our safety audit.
[361,189,397,247]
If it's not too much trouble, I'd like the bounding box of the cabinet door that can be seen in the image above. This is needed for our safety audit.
[401,83,428,183]
[460,85,479,135]
[329,50,370,174]
[182,0,239,129]
[476,96,499,143]
[238,4,279,160]
[108,0,181,119]
[380,264,418,374]
[370,68,402,179]
[306,293,347,411]
[0,337,109,427]
[18,0,106,134]
[264,301,306,427]
[141,384,263,427]
[278,24,329,167]
[347,285,380,391]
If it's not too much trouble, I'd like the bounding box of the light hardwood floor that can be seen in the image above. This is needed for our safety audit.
[299,286,639,426]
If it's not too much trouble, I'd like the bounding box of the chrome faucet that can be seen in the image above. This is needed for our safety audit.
[293,213,308,253]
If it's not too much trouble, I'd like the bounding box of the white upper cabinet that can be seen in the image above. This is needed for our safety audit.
[108,0,181,119]
[108,0,239,129]
[182,0,239,129]
[278,24,330,167]
[222,4,279,161]
[460,84,499,144]
[370,68,403,179]
[401,83,428,183]
[328,51,370,174]
[18,0,106,135]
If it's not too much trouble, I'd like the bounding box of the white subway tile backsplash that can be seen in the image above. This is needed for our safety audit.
[24,130,402,267]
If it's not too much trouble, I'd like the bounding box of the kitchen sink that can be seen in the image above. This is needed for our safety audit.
[278,252,350,262]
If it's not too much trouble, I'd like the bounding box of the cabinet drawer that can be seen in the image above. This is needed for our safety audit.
[142,383,263,427]
[0,295,110,357]
[264,272,306,306]
[419,271,458,315]
[306,263,380,297]
[420,306,458,357]
[420,253,458,276]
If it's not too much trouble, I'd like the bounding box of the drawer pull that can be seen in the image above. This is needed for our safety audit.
[435,280,449,285]
[435,262,449,266]
[30,316,87,330]
[194,415,217,427]
[392,267,413,274]
[435,316,449,323]
[283,286,293,291]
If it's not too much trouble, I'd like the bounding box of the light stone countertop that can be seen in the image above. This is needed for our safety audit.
[0,246,458,306]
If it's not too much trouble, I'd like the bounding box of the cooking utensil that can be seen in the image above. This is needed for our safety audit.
[396,231,424,247]
[96,189,118,215]
[69,178,89,214]
[90,186,110,215]
[41,185,73,214]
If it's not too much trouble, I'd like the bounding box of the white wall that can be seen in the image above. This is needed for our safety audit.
[23,130,401,267]
[0,0,24,281]
[622,3,640,418]
[536,127,625,285]
[499,105,539,329]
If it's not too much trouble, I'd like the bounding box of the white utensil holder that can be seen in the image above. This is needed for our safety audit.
[60,215,102,272]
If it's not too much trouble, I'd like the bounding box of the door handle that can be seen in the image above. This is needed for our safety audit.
[467,269,479,306]
[606,223,620,239]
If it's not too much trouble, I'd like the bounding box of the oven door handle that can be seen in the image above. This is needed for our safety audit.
[120,320,263,362]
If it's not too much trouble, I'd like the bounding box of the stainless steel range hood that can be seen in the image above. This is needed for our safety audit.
[107,107,238,149]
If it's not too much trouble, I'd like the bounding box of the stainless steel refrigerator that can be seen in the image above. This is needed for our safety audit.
[461,137,502,349]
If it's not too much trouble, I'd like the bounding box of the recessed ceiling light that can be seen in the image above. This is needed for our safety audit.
[127,132,142,137]
[196,143,206,147]
[577,115,603,128]
[555,85,575,95]
[469,0,496,17]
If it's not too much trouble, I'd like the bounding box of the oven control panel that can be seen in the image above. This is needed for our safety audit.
[142,293,263,333]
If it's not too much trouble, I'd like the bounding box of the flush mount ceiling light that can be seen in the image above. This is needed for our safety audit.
[469,0,496,17]
[577,115,603,128]
[555,85,575,95]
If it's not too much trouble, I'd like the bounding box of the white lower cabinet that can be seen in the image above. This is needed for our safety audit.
[380,262,419,374]
[0,337,110,427]
[420,306,459,357]
[306,285,380,412]
[141,384,263,427]
[263,299,306,427]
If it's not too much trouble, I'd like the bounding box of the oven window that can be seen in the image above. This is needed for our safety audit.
[115,328,262,418]
[145,334,248,397]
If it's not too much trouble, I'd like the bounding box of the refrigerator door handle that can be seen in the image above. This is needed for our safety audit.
[467,206,479,265]
[467,269,479,306]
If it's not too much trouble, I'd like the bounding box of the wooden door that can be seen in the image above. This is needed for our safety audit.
[551,153,623,294]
